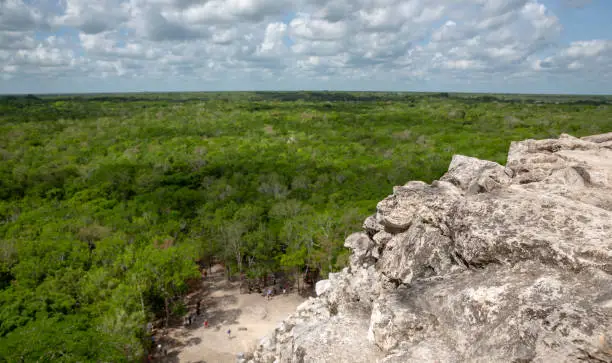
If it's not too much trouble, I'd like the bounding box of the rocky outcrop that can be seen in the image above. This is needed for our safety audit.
[248,133,612,363]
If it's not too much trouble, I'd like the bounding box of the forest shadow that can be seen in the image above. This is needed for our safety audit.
[177,273,243,332]
[185,337,202,346]
[157,350,180,363]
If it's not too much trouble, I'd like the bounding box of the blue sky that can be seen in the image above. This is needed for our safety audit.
[1,0,611,94]
[544,0,609,40]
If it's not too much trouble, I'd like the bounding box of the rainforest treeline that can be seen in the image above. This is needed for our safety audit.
[0,92,610,361]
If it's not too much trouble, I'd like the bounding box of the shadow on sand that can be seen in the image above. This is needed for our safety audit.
[151,272,245,361]
[151,271,313,362]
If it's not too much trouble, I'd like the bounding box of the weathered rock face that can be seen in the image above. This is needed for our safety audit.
[248,133,612,363]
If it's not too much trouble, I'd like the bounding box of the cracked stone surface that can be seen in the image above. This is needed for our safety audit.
[246,133,612,363]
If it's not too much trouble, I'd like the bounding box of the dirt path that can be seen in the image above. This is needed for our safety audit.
[154,273,305,363]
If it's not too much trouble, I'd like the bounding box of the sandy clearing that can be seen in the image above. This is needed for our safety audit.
[155,273,305,363]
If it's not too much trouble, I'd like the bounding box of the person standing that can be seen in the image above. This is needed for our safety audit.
[227,328,231,339]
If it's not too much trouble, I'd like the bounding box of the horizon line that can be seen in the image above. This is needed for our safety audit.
[2,90,612,97]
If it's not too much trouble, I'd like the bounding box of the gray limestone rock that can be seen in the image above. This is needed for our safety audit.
[363,215,384,236]
[248,133,612,363]
[315,280,331,297]
[441,154,512,194]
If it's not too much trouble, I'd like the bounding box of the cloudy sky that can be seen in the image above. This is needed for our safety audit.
[1,0,611,94]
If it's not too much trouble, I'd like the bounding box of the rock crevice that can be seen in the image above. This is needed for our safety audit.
[249,133,612,363]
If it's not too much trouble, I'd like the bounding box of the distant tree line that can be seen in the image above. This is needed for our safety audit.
[0,92,610,361]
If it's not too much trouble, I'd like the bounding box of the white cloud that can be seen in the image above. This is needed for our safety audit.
[567,61,583,70]
[15,44,75,68]
[444,59,482,70]
[257,22,287,56]
[358,7,398,31]
[0,0,46,31]
[521,2,561,37]
[477,0,529,16]
[290,15,348,40]
[79,32,158,59]
[563,40,610,58]
[533,40,612,74]
[0,31,36,49]
[2,64,18,73]
[431,21,461,42]
[54,0,129,34]
[413,4,446,23]
[291,39,343,56]
[211,27,239,45]
[0,0,610,93]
